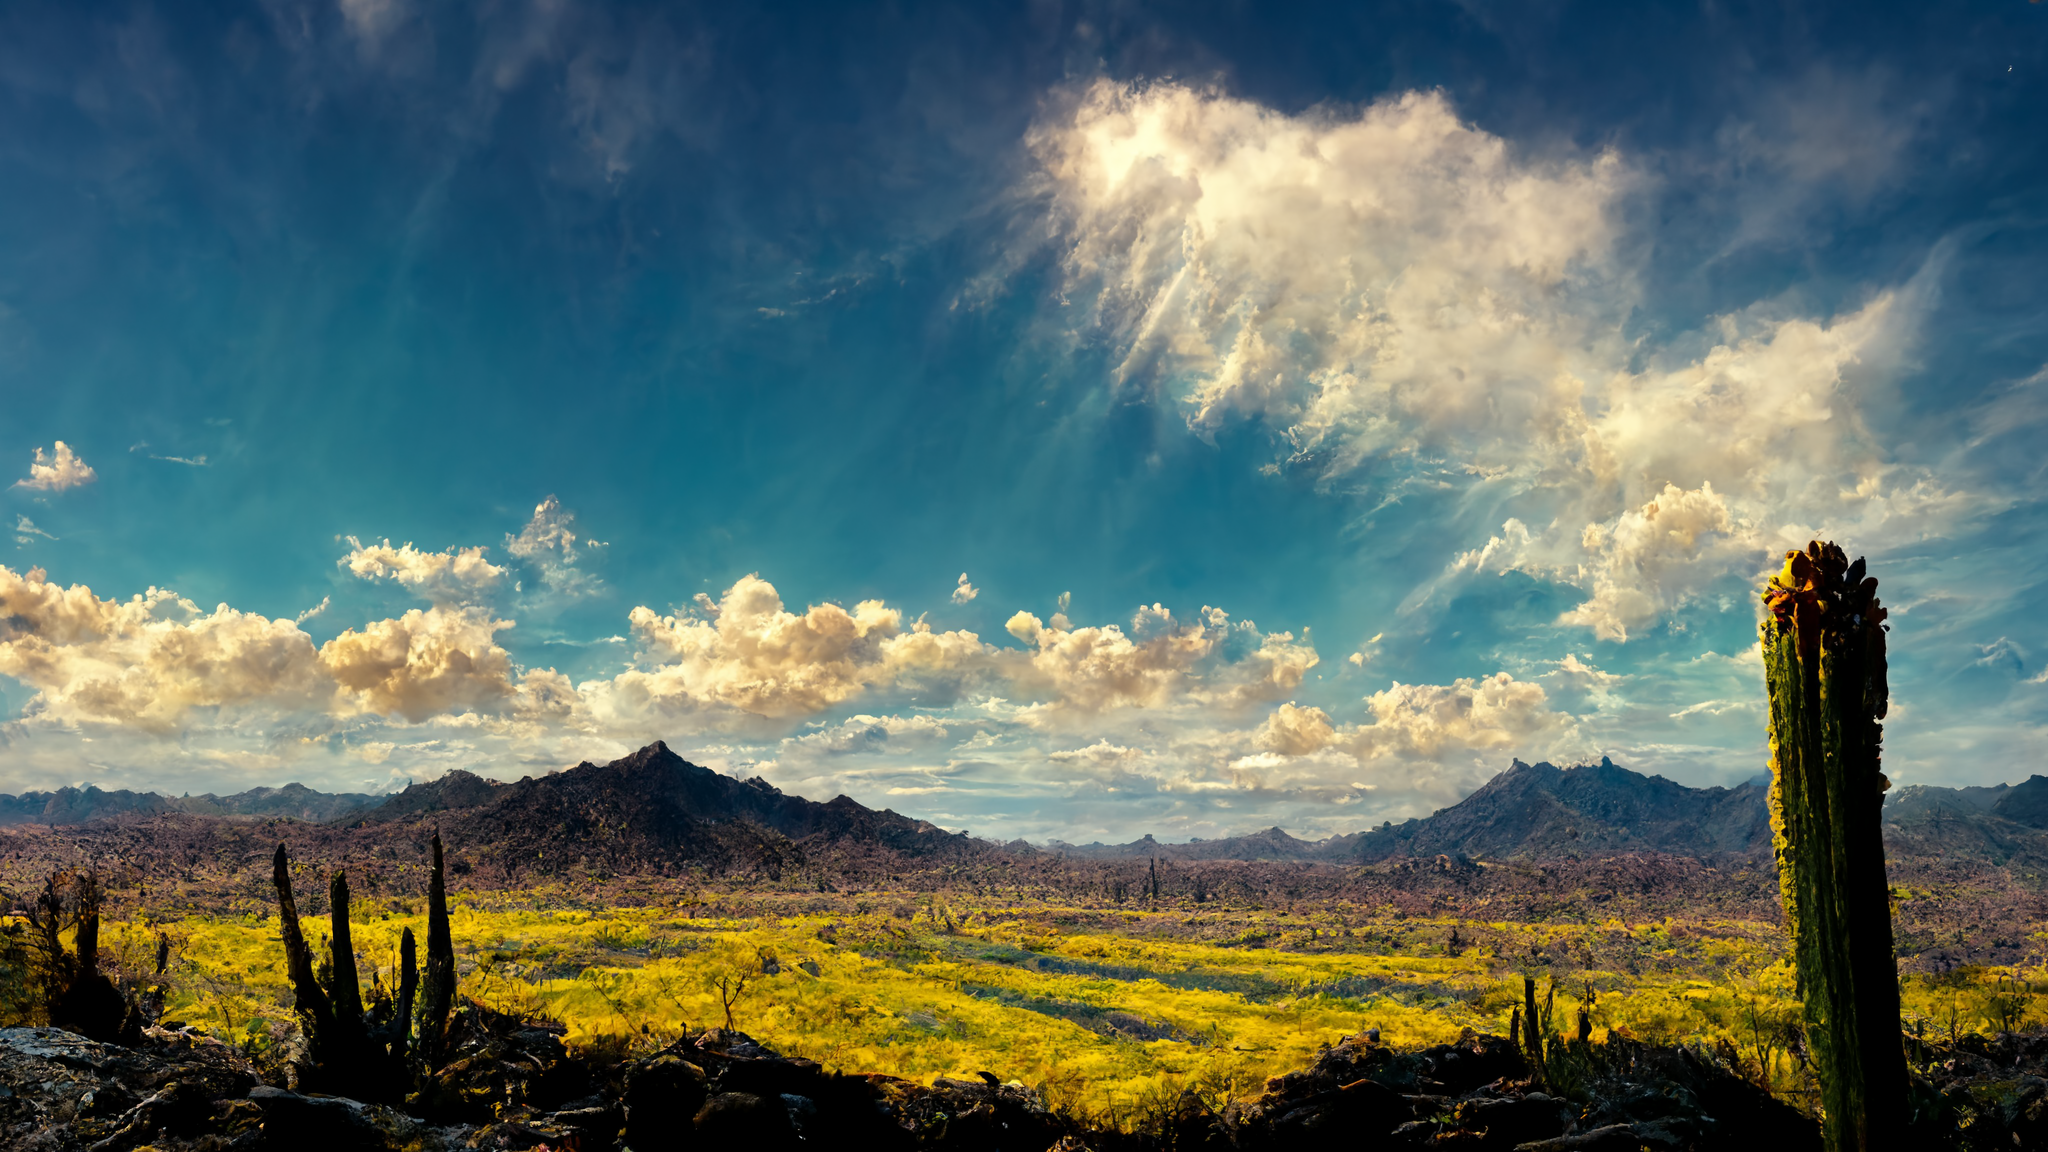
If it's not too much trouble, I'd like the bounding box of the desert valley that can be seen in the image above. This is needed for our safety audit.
[5,743,2048,1148]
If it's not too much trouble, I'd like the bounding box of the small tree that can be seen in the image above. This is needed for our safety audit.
[712,968,751,1032]
[23,870,136,1041]
[1759,541,1907,1151]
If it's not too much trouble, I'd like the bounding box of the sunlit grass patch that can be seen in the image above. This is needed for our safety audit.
[75,892,2048,1120]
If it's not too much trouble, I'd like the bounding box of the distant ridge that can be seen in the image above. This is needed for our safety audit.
[1048,827,1322,862]
[1042,758,2048,866]
[1331,757,1773,862]
[6,748,2048,869]
[1046,758,1773,863]
[0,782,378,826]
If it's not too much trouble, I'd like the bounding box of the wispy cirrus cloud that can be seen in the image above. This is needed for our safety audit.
[506,495,606,596]
[1031,82,1966,644]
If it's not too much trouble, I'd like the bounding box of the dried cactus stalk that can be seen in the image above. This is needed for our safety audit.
[395,926,419,1057]
[328,870,367,1054]
[417,831,457,1067]
[1522,976,1544,1081]
[1760,540,1907,1151]
[272,843,336,1057]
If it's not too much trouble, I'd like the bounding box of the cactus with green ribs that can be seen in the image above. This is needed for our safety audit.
[1760,540,1907,1151]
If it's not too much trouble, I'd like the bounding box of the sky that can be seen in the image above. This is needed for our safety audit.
[2,0,2045,844]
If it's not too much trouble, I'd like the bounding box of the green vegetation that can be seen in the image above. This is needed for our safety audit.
[22,888,2042,1125]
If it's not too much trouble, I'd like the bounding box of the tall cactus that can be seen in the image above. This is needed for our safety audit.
[272,844,425,1100]
[1760,541,1906,1151]
[417,831,458,1068]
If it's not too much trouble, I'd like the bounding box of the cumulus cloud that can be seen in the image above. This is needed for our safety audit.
[1256,701,1337,756]
[578,576,1318,733]
[319,607,518,722]
[1003,602,1316,717]
[506,495,605,595]
[0,565,326,733]
[342,537,506,604]
[14,442,97,492]
[1346,672,1571,761]
[1560,483,1742,642]
[1034,82,1957,641]
[0,565,530,733]
[590,574,991,722]
[951,573,979,604]
[1238,673,1580,779]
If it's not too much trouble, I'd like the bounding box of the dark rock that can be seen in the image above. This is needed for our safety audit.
[1452,1094,1571,1145]
[1991,775,2048,829]
[1514,1126,1645,1152]
[696,1091,797,1146]
[248,1084,391,1149]
[622,1053,709,1148]
[0,1027,262,1151]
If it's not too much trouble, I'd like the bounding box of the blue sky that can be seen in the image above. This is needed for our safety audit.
[2,0,2045,842]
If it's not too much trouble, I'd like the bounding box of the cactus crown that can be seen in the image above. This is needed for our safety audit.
[1762,540,1886,659]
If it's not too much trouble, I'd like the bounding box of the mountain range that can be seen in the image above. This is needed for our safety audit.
[4,745,2046,867]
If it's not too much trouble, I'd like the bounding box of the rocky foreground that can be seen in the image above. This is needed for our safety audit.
[11,1006,2048,1150]
[0,1006,1811,1152]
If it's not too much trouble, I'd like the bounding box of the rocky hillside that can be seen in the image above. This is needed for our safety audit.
[0,1015,1847,1152]
[358,741,983,879]
[1331,758,1773,862]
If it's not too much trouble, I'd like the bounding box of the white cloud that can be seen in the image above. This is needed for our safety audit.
[342,537,506,604]
[1256,701,1337,756]
[318,606,518,722]
[132,442,210,467]
[951,572,979,604]
[1548,653,1621,691]
[1347,672,1572,761]
[0,566,327,733]
[588,574,991,722]
[1558,483,1741,642]
[1002,602,1316,718]
[1234,673,1584,804]
[14,516,55,543]
[1034,82,1961,641]
[505,495,605,595]
[784,714,954,756]
[14,442,97,492]
[1046,739,1153,782]
[0,565,529,733]
[1034,81,1630,469]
